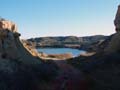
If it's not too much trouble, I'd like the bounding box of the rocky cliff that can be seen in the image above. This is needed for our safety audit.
[68,5,120,90]
[0,18,58,90]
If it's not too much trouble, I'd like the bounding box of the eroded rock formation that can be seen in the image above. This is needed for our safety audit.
[0,18,17,32]
[0,18,43,60]
[0,18,58,90]
[0,19,20,59]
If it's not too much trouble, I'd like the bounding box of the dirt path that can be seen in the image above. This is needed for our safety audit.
[51,60,89,90]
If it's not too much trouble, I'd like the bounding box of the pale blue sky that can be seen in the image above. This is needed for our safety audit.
[0,0,119,38]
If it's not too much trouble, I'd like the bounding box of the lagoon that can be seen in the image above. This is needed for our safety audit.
[37,48,85,57]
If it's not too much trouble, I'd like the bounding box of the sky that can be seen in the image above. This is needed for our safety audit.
[0,0,119,39]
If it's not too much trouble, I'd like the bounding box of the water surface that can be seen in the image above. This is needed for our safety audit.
[37,48,85,57]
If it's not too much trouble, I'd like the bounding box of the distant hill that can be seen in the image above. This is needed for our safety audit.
[27,35,108,50]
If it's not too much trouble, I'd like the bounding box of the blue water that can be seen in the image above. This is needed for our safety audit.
[37,48,85,57]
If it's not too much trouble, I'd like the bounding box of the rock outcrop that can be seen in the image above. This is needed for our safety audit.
[0,18,17,32]
[103,5,120,54]
[68,5,120,90]
[114,5,120,32]
[0,19,46,60]
[0,19,20,60]
[0,18,58,90]
[21,39,40,57]
[86,5,120,54]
